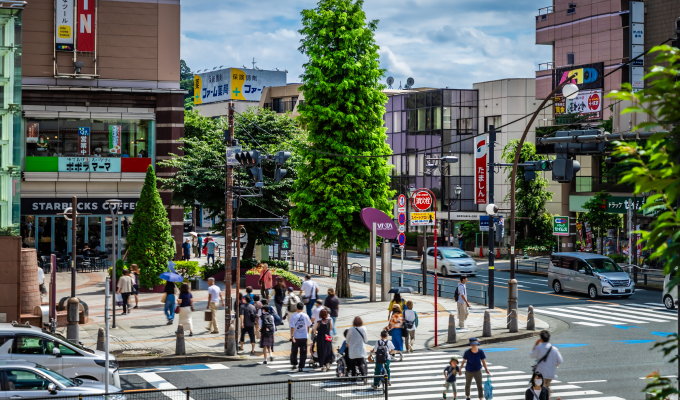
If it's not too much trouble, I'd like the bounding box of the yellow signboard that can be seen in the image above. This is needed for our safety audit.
[410,212,435,226]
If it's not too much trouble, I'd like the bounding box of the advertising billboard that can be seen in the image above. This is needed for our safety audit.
[552,62,604,91]
[56,0,75,51]
[77,0,95,52]
[554,89,603,121]
[194,68,287,105]
[474,135,487,204]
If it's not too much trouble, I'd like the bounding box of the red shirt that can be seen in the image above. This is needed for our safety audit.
[259,268,273,289]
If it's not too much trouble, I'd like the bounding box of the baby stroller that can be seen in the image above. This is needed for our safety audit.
[336,345,347,377]
[308,331,320,369]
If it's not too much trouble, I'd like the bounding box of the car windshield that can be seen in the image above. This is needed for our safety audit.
[35,364,76,387]
[586,258,623,273]
[440,249,470,259]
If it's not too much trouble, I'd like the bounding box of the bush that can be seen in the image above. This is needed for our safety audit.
[609,254,627,263]
[267,260,290,271]
[246,266,302,287]
[200,259,225,280]
[404,232,419,247]
[240,259,259,270]
[174,261,200,278]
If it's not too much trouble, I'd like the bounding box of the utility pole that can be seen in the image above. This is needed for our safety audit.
[224,101,235,356]
[487,126,496,310]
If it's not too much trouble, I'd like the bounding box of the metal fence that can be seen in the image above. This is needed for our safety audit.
[30,376,388,400]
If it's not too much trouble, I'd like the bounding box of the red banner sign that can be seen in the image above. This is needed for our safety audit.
[411,191,433,211]
[474,135,487,204]
[77,0,95,52]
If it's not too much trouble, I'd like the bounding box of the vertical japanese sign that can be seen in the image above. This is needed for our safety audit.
[26,122,39,144]
[77,127,90,156]
[630,1,645,91]
[56,0,74,51]
[77,0,95,52]
[553,216,569,236]
[109,125,122,154]
[474,135,487,204]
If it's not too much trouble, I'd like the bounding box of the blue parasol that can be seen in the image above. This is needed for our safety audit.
[167,260,177,274]
[159,272,183,282]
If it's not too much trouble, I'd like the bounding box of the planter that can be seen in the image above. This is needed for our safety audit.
[527,251,551,257]
[140,284,166,293]
[209,267,249,282]
[245,274,300,290]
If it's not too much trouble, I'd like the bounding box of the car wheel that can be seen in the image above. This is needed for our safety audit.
[588,285,598,299]
[553,280,563,294]
[664,294,675,310]
[440,267,448,277]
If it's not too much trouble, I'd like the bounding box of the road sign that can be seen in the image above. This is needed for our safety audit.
[398,207,406,213]
[398,194,406,208]
[398,225,405,232]
[479,215,490,232]
[399,245,404,249]
[411,191,433,211]
[397,232,406,246]
[410,212,435,226]
[398,213,406,225]
[553,216,569,236]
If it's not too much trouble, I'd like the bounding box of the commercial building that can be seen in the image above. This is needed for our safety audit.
[18,0,185,257]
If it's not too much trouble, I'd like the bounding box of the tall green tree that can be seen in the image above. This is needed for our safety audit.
[501,140,554,247]
[607,45,680,399]
[180,60,194,110]
[126,165,175,288]
[579,191,622,254]
[291,0,394,298]
[160,108,303,259]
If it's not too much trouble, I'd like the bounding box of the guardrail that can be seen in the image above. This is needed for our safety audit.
[515,257,551,273]
[621,264,665,287]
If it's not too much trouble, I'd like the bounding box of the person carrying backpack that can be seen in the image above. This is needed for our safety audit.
[283,287,301,321]
[259,299,276,364]
[403,300,419,353]
[370,330,395,390]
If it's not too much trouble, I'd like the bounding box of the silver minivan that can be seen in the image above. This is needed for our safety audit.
[548,252,635,299]
[0,323,120,387]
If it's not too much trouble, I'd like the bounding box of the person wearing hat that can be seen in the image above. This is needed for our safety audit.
[283,287,301,322]
[459,338,490,400]
[442,357,461,399]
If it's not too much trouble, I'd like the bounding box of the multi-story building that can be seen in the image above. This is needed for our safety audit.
[18,0,185,257]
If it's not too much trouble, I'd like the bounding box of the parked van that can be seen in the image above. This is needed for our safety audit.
[0,323,120,387]
[548,252,635,299]
[663,273,678,309]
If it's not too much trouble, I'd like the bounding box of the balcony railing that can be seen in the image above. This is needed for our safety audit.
[263,100,303,113]
[573,175,634,193]
[538,62,554,71]
[538,6,553,15]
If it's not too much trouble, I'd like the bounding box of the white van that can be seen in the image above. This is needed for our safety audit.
[663,273,678,309]
[548,252,634,299]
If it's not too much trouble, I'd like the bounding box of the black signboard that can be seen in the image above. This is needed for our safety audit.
[21,198,139,215]
[552,62,604,90]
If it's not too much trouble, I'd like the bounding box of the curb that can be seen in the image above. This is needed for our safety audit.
[118,354,245,368]
[434,330,542,349]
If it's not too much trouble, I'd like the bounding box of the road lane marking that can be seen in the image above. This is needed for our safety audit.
[533,308,630,325]
[585,305,677,321]
[573,321,604,326]
[137,373,195,400]
[561,306,661,323]
[567,380,607,384]
[540,306,647,324]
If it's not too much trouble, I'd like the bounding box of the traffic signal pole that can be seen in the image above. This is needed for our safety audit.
[224,102,235,356]
[487,126,495,310]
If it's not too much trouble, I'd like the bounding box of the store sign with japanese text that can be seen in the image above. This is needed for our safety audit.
[77,0,95,52]
[57,157,122,173]
[56,0,74,51]
[26,122,39,144]
[474,135,487,204]
[109,125,122,154]
[554,90,602,121]
[193,68,287,105]
[77,127,90,156]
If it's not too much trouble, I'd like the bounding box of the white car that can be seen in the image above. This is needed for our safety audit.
[424,247,477,277]
[663,273,678,309]
[0,323,120,387]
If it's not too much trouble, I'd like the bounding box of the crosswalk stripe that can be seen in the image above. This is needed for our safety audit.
[298,370,525,380]
[546,306,650,324]
[311,373,536,387]
[605,304,677,319]
[624,304,678,314]
[560,306,659,323]
[573,321,604,327]
[137,373,194,400]
[346,389,602,400]
[533,308,631,325]
[317,374,542,391]
[264,352,459,366]
[268,358,488,371]
[337,384,585,397]
[644,303,665,307]
[584,305,676,321]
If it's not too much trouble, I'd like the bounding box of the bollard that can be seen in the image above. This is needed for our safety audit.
[225,320,236,356]
[527,306,535,331]
[447,314,457,343]
[97,327,105,351]
[508,309,518,333]
[482,310,492,337]
[175,324,186,355]
[66,297,80,344]
[507,279,518,333]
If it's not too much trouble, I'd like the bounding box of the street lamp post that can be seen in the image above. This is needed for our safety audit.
[105,199,122,328]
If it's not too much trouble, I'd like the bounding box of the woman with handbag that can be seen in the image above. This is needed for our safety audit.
[177,283,194,336]
[313,309,334,371]
[345,316,368,380]
[163,281,177,324]
[273,276,286,318]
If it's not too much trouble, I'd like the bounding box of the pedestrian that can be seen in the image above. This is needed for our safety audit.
[530,330,563,396]
[313,309,334,371]
[403,300,418,353]
[311,299,324,324]
[457,230,465,250]
[177,283,194,336]
[524,371,562,400]
[130,264,140,309]
[289,302,312,372]
[37,264,46,297]
[387,293,407,321]
[192,234,200,258]
[449,232,454,247]
[259,263,272,300]
[205,277,224,334]
[299,274,319,317]
[163,280,177,325]
[259,299,276,364]
[442,357,460,399]
[456,275,470,329]
[116,269,133,315]
[182,238,191,261]
[196,234,203,258]
[253,294,262,339]
[346,316,368,380]
[370,330,395,390]
[273,276,286,318]
[283,287,301,321]
[385,304,404,352]
[460,337,491,400]
[239,294,258,355]
[324,288,340,336]
[205,238,217,265]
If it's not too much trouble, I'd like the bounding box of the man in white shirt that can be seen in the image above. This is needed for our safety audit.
[205,278,224,334]
[289,303,312,372]
[37,265,45,296]
[310,299,324,324]
[530,330,563,394]
[299,274,318,317]
[457,275,470,329]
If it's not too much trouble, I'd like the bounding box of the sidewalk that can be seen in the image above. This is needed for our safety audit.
[48,267,547,364]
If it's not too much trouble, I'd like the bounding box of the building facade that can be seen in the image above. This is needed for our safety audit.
[18,0,185,258]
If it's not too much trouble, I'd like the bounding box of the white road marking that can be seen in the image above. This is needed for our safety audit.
[137,373,195,400]
[567,379,608,384]
[573,321,605,327]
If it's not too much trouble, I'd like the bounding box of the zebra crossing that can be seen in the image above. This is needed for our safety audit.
[260,350,624,400]
[534,303,677,327]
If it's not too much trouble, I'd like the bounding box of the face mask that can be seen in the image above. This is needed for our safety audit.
[534,379,543,387]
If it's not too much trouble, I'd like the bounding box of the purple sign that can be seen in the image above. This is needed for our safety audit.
[360,207,398,239]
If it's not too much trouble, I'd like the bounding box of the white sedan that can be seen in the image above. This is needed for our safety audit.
[423,247,477,277]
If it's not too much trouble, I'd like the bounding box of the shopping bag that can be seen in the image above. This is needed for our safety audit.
[115,294,123,307]
[484,376,493,399]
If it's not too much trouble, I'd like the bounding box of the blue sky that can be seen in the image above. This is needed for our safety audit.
[180,0,552,89]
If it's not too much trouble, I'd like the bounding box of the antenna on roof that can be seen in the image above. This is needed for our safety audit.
[386,77,394,89]
[404,77,415,90]
[252,57,257,70]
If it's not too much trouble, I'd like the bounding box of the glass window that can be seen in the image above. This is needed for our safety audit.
[457,118,473,134]
[90,119,118,157]
[6,369,53,391]
[432,91,442,107]
[35,366,76,387]
[426,92,431,107]
[417,109,426,131]
[443,108,451,129]
[75,217,85,255]
[384,112,392,133]
[121,216,132,241]
[58,119,85,157]
[406,94,416,109]
[21,215,35,249]
[121,120,149,158]
[37,217,51,256]
[484,116,502,132]
[393,112,401,133]
[433,107,441,130]
[416,93,426,108]
[586,258,623,273]
[15,335,50,355]
[26,119,59,157]
[408,110,417,132]
[54,217,68,253]
[87,217,101,251]
[56,342,79,356]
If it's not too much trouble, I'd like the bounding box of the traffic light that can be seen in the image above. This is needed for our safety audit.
[279,227,291,250]
[274,151,291,183]
[552,158,581,183]
[235,150,263,184]
[523,160,553,181]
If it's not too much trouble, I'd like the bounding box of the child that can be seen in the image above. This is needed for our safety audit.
[443,357,460,399]
[370,330,395,390]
